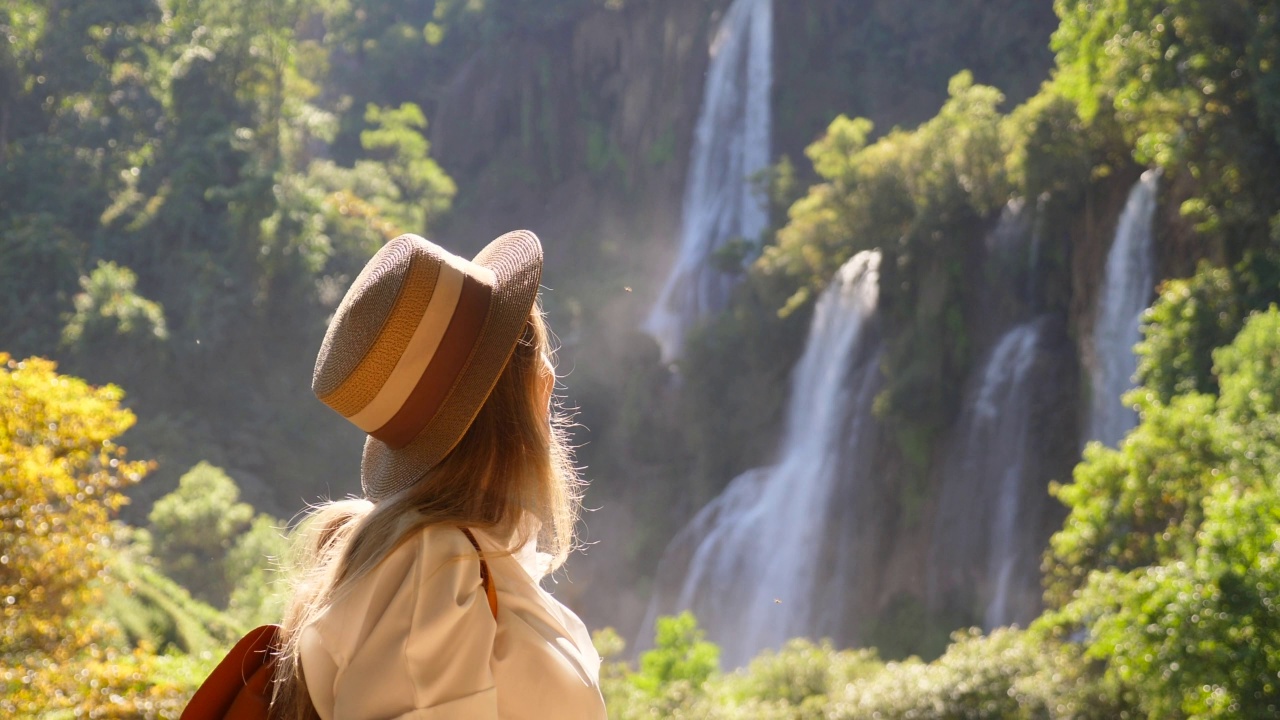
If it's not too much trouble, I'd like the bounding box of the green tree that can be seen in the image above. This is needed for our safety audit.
[631,612,721,696]
[61,260,168,346]
[148,462,254,606]
[361,102,456,231]
[1053,0,1280,264]
[1135,264,1244,404]
[1044,308,1280,718]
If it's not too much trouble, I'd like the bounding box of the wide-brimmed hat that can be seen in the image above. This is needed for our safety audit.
[312,230,543,500]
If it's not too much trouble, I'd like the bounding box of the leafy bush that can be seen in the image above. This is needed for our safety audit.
[0,645,210,719]
[722,638,882,712]
[148,462,289,621]
[632,612,721,695]
[600,615,1129,719]
[1045,307,1280,718]
[61,261,168,347]
[148,462,255,606]
[1135,264,1244,404]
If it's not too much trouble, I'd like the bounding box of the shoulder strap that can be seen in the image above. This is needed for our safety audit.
[459,527,499,620]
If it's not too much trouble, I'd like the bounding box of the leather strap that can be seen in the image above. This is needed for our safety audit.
[459,527,499,620]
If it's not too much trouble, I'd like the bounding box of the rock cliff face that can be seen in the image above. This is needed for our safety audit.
[429,0,725,282]
[428,0,1062,273]
[772,0,1058,162]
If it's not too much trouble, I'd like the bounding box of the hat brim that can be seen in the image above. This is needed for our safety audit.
[359,229,543,500]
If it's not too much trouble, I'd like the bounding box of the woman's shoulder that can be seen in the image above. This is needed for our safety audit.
[387,522,482,575]
[311,524,485,644]
[327,524,481,606]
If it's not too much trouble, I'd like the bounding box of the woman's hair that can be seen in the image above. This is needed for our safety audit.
[269,304,581,720]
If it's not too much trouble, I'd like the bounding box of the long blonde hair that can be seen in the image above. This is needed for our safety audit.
[270,304,581,720]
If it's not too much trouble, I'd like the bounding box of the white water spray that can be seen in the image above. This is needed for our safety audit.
[644,0,772,363]
[640,251,881,667]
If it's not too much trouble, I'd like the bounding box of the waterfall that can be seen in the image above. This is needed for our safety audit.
[644,0,772,364]
[929,319,1050,629]
[640,250,882,668]
[1086,170,1159,447]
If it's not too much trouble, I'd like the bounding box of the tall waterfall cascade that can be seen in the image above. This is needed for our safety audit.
[929,319,1052,630]
[644,0,772,363]
[640,250,882,668]
[1087,170,1160,447]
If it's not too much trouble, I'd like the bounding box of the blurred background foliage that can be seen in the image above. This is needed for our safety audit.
[2,0,1280,716]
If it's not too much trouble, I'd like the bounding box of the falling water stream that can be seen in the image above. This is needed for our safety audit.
[644,0,772,363]
[927,314,1051,630]
[1086,170,1160,446]
[956,320,1049,629]
[640,251,882,667]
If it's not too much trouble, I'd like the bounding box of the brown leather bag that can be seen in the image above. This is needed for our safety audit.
[180,528,497,720]
[180,624,281,720]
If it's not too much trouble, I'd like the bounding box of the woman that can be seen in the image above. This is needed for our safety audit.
[269,230,605,719]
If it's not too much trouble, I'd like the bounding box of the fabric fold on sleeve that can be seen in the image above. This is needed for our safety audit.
[307,526,499,720]
[299,624,339,720]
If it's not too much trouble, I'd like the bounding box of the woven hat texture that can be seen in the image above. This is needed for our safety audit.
[312,230,543,500]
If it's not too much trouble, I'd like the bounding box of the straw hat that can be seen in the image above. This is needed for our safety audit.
[312,230,543,500]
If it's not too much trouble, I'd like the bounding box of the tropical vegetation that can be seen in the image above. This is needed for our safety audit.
[2,0,1279,717]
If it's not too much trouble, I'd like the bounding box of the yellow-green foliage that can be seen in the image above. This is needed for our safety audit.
[1134,264,1244,404]
[826,628,1128,719]
[61,261,168,347]
[0,355,215,717]
[762,71,1010,307]
[0,354,148,658]
[2,646,212,720]
[360,102,457,230]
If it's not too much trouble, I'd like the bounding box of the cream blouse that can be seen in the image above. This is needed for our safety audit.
[299,524,606,719]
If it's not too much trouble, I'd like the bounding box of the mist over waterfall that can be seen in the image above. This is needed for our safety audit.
[644,0,772,363]
[640,251,882,668]
[1086,170,1160,447]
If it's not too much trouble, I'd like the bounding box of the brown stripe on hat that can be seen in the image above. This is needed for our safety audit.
[319,254,442,418]
[370,273,493,449]
[346,260,466,433]
[313,230,543,501]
